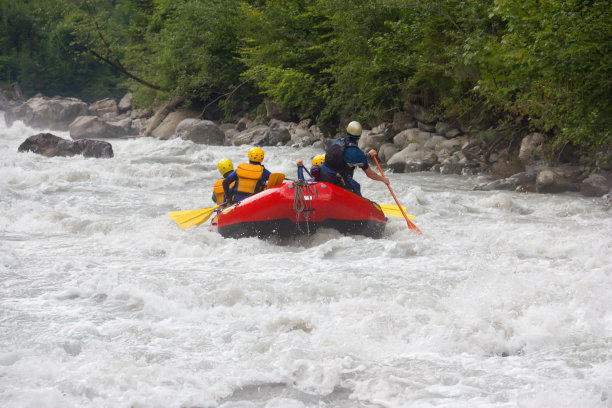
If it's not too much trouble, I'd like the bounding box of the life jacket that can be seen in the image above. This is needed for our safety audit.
[235,163,265,195]
[213,178,235,204]
[324,137,358,179]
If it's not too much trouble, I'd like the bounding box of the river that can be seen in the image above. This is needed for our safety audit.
[1,114,611,408]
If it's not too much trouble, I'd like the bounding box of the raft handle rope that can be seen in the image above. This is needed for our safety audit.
[292,179,318,235]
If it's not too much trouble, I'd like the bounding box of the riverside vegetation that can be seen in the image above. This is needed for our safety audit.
[1,0,611,192]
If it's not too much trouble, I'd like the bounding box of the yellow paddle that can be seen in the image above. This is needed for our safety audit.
[379,204,416,220]
[267,173,286,189]
[169,205,221,229]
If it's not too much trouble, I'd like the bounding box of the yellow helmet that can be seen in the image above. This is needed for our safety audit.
[217,158,233,175]
[311,154,325,166]
[346,121,362,137]
[248,147,264,162]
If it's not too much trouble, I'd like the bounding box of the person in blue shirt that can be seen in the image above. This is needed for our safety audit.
[223,147,271,203]
[318,121,389,196]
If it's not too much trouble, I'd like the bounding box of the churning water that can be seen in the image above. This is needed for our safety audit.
[1,113,611,408]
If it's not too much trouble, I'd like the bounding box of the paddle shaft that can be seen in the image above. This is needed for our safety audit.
[372,156,422,234]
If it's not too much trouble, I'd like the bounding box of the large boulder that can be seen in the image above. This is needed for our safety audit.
[433,138,461,157]
[5,97,88,130]
[378,142,400,163]
[69,116,130,139]
[151,109,199,140]
[392,128,432,149]
[118,93,133,113]
[358,131,389,152]
[173,119,225,145]
[289,127,317,147]
[435,119,462,138]
[144,97,185,137]
[473,172,537,192]
[89,98,118,119]
[518,133,547,163]
[536,168,580,193]
[580,172,612,197]
[269,126,292,146]
[231,125,290,146]
[387,145,437,173]
[18,133,113,158]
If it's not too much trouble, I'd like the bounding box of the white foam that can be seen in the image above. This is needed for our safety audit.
[1,116,611,407]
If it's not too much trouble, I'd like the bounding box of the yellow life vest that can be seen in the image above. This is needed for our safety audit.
[235,163,264,194]
[213,178,235,204]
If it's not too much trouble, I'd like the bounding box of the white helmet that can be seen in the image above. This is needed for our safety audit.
[346,121,362,137]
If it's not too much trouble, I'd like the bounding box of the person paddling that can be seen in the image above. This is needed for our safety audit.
[223,147,271,203]
[317,121,389,196]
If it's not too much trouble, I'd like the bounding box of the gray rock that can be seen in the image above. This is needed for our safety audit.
[435,119,461,138]
[417,121,436,132]
[18,133,113,158]
[90,98,118,119]
[378,143,399,163]
[69,116,130,140]
[580,173,612,197]
[151,109,199,140]
[424,135,448,151]
[223,128,239,145]
[387,147,436,173]
[173,119,225,145]
[268,126,291,146]
[474,172,537,191]
[118,93,133,112]
[518,133,547,163]
[358,132,389,152]
[536,169,579,193]
[434,138,462,156]
[392,128,431,149]
[144,97,185,137]
[5,97,88,131]
[233,125,270,145]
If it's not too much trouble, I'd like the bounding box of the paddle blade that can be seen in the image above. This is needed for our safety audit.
[169,206,219,229]
[380,204,416,220]
[168,209,194,221]
[267,173,285,189]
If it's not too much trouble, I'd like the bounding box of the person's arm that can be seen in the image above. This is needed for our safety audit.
[223,171,237,198]
[262,168,271,182]
[256,168,271,191]
[296,158,305,180]
[364,150,390,185]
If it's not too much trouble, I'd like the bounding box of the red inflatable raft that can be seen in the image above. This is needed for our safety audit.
[215,180,386,239]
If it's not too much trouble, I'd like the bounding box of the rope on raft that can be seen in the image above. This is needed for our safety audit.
[292,179,317,235]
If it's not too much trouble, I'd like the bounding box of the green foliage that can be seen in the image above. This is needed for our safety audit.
[1,0,610,156]
[0,0,124,100]
[467,0,612,152]
[239,0,331,119]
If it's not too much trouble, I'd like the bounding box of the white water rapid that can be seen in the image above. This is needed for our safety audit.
[1,114,611,408]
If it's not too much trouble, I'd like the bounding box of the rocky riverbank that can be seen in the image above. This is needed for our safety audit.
[2,92,611,199]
